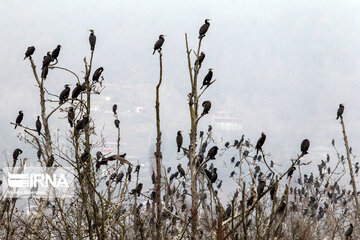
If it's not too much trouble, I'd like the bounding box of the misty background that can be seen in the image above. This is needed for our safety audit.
[1,0,360,199]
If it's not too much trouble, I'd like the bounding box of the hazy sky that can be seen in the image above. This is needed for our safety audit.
[2,0,360,198]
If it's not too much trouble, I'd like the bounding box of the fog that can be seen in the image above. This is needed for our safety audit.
[1,0,360,199]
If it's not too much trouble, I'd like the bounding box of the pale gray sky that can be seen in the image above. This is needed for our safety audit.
[1,0,360,198]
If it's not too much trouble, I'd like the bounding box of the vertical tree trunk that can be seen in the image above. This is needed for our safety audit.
[155,51,163,239]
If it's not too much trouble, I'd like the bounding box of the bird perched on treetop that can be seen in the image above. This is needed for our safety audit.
[195,52,205,68]
[89,29,96,51]
[14,111,24,129]
[255,132,266,155]
[75,115,89,133]
[59,84,70,104]
[92,67,104,82]
[301,139,310,155]
[112,104,117,115]
[51,45,61,61]
[36,116,41,136]
[24,46,35,60]
[207,146,219,160]
[153,35,165,55]
[42,52,52,69]
[68,107,75,127]
[176,131,183,153]
[337,104,344,120]
[201,101,211,115]
[200,68,213,89]
[199,19,211,39]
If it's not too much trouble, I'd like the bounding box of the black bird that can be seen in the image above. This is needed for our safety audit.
[200,68,213,89]
[37,149,42,159]
[71,83,83,103]
[89,29,96,51]
[35,116,41,136]
[131,183,143,197]
[24,46,35,60]
[287,167,296,179]
[80,150,89,163]
[257,179,266,198]
[14,111,24,129]
[68,107,75,127]
[176,131,183,152]
[195,52,205,68]
[75,115,89,132]
[59,84,70,104]
[42,52,52,69]
[211,168,218,183]
[92,67,104,82]
[199,19,211,39]
[201,101,211,115]
[177,164,186,179]
[134,165,140,173]
[116,172,124,183]
[345,223,353,238]
[114,119,120,129]
[51,45,61,61]
[151,171,156,184]
[13,148,23,162]
[301,139,310,155]
[337,104,344,120]
[153,35,165,54]
[255,132,266,155]
[207,146,218,160]
[112,104,117,115]
[41,66,48,79]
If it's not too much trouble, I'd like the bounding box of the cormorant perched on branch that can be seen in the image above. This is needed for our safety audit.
[287,167,296,178]
[42,52,52,69]
[75,115,89,132]
[177,164,186,179]
[92,67,104,82]
[112,104,117,115]
[337,104,344,120]
[51,45,61,61]
[255,132,266,155]
[200,68,213,89]
[176,131,183,152]
[199,19,210,39]
[14,111,24,129]
[36,116,41,136]
[71,83,83,103]
[201,101,211,115]
[114,119,120,129]
[153,35,165,55]
[41,66,48,79]
[68,107,75,127]
[301,139,310,155]
[207,146,218,160]
[89,29,96,51]
[345,223,353,238]
[195,52,205,68]
[13,148,23,162]
[24,46,35,60]
[59,84,70,104]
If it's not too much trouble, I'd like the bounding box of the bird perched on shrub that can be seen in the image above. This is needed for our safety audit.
[59,84,70,104]
[195,52,205,68]
[200,68,213,89]
[68,107,75,127]
[92,67,104,82]
[207,146,219,160]
[42,52,52,69]
[201,101,211,115]
[51,45,61,61]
